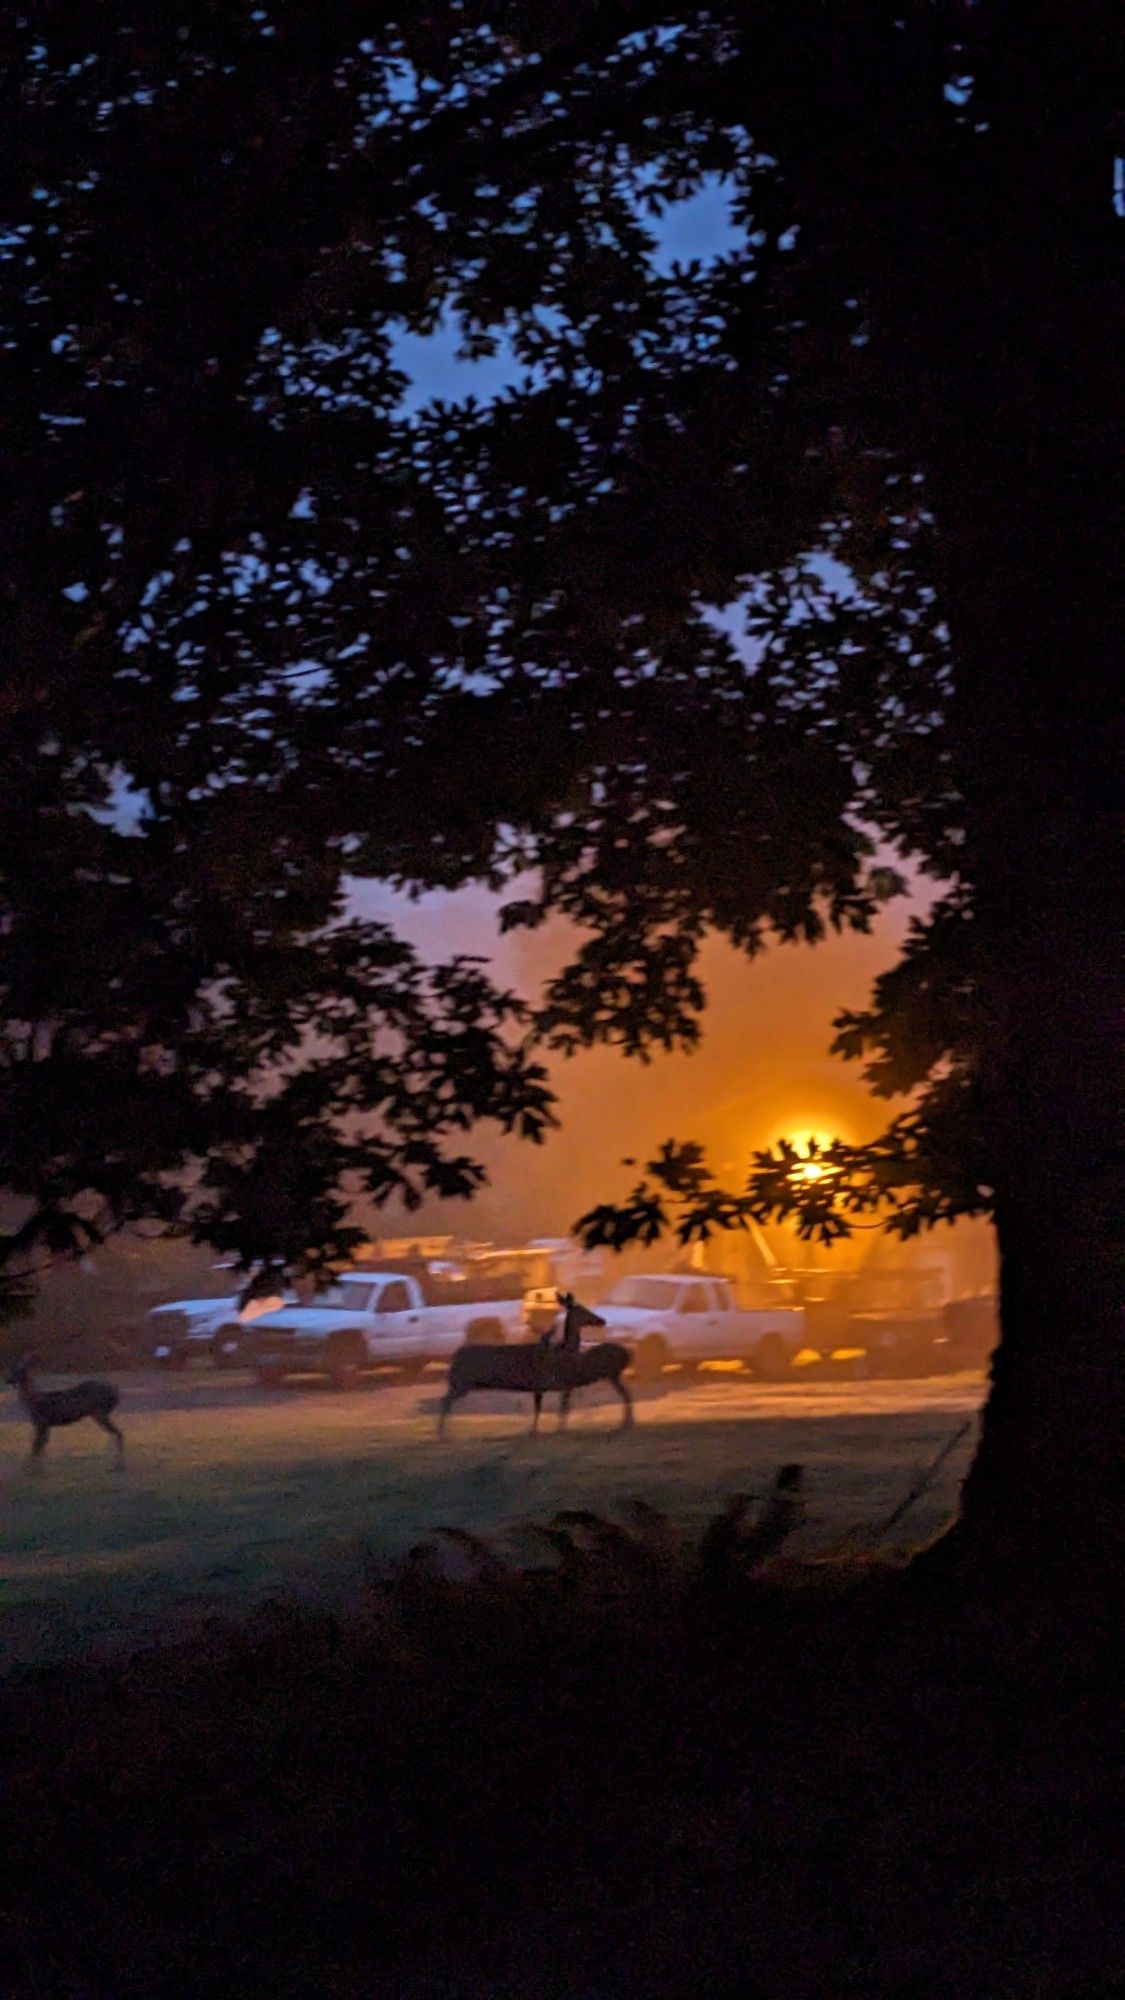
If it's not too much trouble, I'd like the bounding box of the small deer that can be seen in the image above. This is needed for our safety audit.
[7,1359,124,1460]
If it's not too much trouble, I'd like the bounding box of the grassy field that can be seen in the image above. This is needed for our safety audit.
[3,1368,1117,2000]
[0,1369,984,1670]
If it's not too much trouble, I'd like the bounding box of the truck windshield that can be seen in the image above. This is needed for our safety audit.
[312,1282,376,1313]
[603,1278,677,1310]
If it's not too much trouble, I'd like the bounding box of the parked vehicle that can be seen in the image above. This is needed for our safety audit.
[596,1274,806,1380]
[795,1265,993,1376]
[146,1287,290,1370]
[233,1271,529,1389]
[523,1287,568,1341]
[449,1243,602,1313]
[847,1294,998,1376]
[146,1297,239,1370]
[940,1294,998,1365]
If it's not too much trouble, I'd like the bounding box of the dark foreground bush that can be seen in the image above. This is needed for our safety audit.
[0,1485,1115,2000]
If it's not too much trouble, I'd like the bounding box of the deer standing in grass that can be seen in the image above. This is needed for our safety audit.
[439,1294,632,1436]
[7,1360,124,1460]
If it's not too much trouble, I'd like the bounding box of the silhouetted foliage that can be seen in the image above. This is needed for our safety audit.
[3,6,1120,1568]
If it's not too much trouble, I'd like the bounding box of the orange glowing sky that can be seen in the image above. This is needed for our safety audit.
[362,888,900,1183]
[347,880,998,1290]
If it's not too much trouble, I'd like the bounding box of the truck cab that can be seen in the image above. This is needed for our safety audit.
[234,1270,526,1389]
[596,1274,806,1378]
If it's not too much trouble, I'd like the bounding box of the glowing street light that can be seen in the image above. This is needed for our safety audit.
[784,1136,840,1192]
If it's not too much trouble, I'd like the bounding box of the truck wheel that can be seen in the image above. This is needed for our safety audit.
[326,1334,362,1391]
[256,1365,287,1389]
[753,1334,787,1381]
[466,1317,504,1345]
[632,1333,670,1383]
[165,1345,189,1373]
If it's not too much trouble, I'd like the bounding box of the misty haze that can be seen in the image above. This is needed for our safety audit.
[1,10,1114,2000]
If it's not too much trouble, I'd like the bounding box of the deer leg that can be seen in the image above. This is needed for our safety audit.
[437,1389,456,1438]
[615,1377,635,1428]
[558,1388,571,1431]
[531,1391,543,1434]
[98,1414,125,1454]
[30,1425,49,1459]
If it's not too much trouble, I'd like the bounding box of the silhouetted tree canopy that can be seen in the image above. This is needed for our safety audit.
[3,5,1120,1569]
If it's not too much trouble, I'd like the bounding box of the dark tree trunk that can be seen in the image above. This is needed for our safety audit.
[927,429,1122,1592]
[940,651,1122,1590]
[860,20,1125,1592]
[957,1176,1122,1589]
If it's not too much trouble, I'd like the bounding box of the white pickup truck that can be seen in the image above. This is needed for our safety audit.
[232,1271,527,1389]
[146,1290,291,1370]
[146,1297,239,1369]
[596,1274,806,1379]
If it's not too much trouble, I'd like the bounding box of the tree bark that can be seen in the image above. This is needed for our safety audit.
[869,15,1125,1591]
[926,462,1122,1592]
[939,627,1123,1591]
[954,1178,1122,1590]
